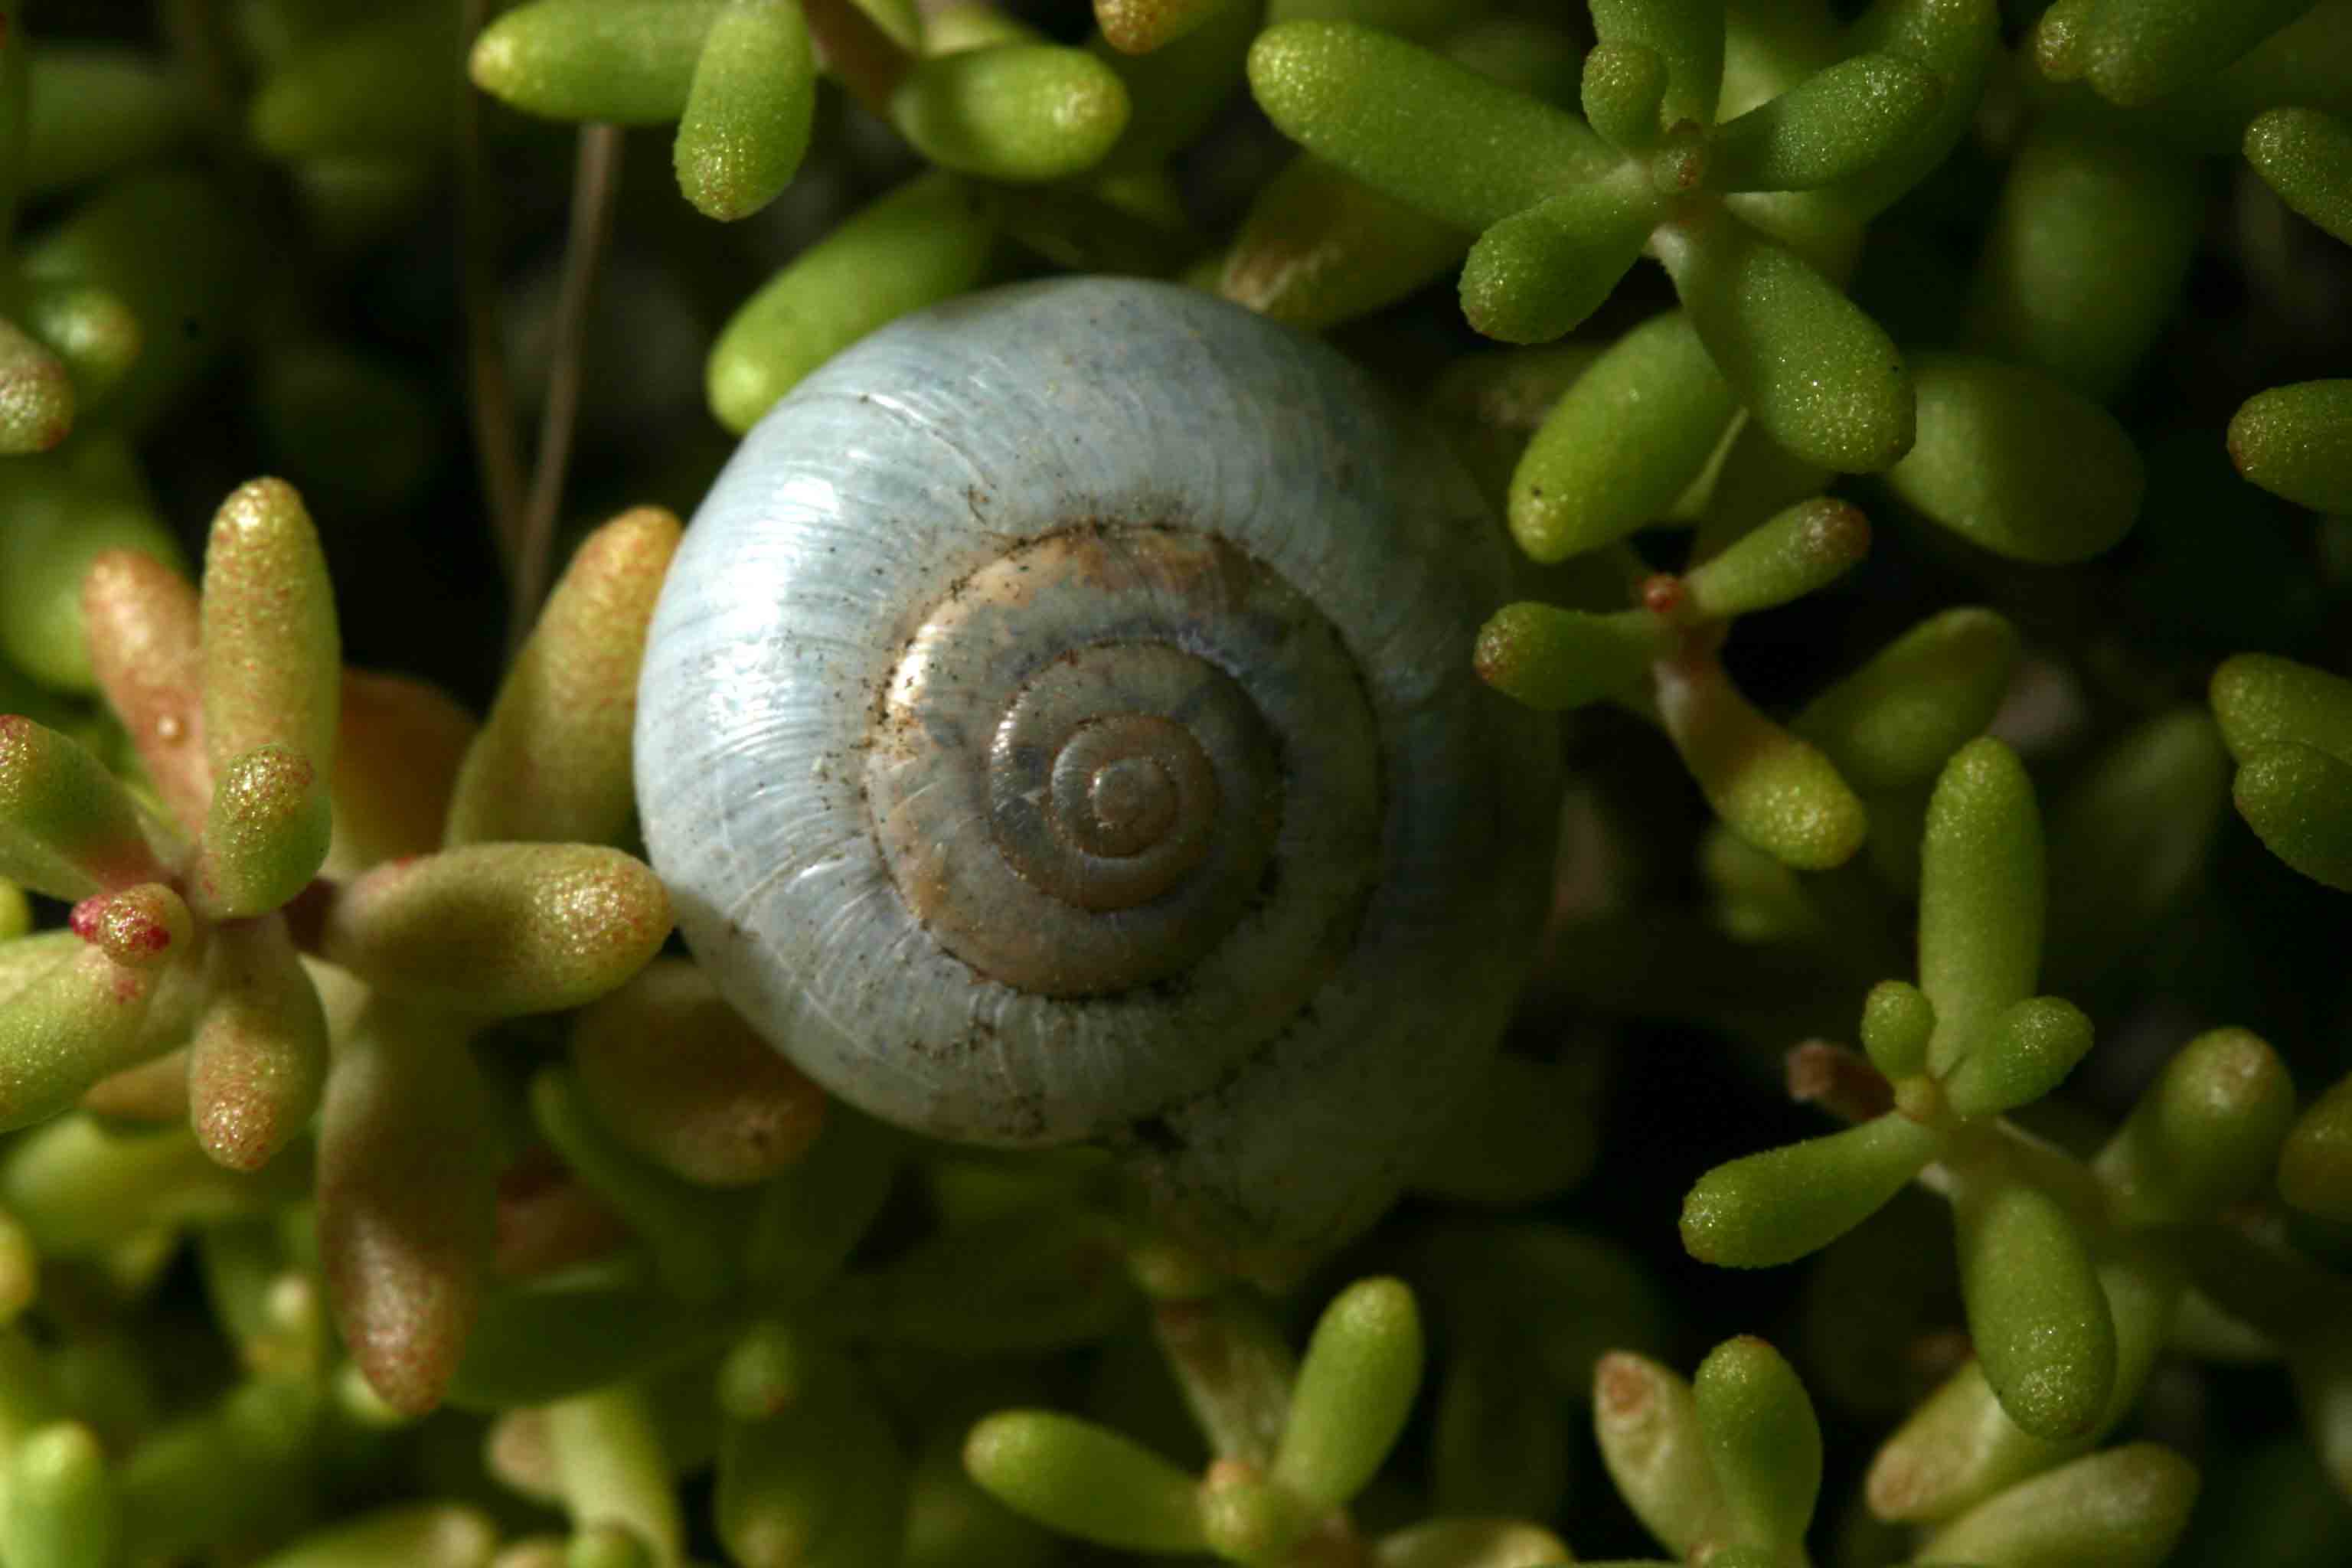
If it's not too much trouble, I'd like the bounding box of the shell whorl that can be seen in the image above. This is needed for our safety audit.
[866,524,1382,1003]
[637,277,1557,1269]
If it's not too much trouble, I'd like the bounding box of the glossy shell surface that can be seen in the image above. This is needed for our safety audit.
[636,277,1557,1266]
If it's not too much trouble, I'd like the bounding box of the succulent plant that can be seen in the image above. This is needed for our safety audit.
[1,1,2350,1565]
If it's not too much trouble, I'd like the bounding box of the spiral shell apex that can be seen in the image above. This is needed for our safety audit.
[636,277,1557,1275]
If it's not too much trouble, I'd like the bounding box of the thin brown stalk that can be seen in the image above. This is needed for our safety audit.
[1785,1040,1896,1125]
[459,0,529,578]
[510,122,626,651]
[157,0,255,197]
[801,0,916,120]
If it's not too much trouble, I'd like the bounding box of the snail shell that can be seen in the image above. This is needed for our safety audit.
[636,277,1557,1274]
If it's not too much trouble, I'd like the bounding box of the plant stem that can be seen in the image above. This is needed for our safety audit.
[511,122,623,652]
[802,0,915,121]
[459,0,527,581]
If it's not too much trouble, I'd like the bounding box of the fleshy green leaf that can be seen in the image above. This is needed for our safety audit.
[1371,1518,1574,1568]
[187,916,329,1174]
[964,1411,1207,1553]
[250,1504,498,1568]
[18,282,140,405]
[201,479,340,782]
[1919,1443,2198,1566]
[1588,0,1723,131]
[1860,979,1935,1081]
[1939,995,2095,1119]
[2211,653,2352,766]
[189,744,331,920]
[446,508,679,846]
[1963,122,2202,401]
[928,2,1044,54]
[718,1361,904,1568]
[0,449,186,696]
[2232,740,2352,890]
[743,1108,898,1294]
[675,0,817,221]
[1273,1277,1423,1511]
[0,716,165,900]
[249,3,459,157]
[0,1114,280,1258]
[318,1001,495,1416]
[0,317,74,456]
[1472,604,1666,712]
[1592,1351,1730,1558]
[545,1386,685,1564]
[707,172,996,435]
[717,1319,813,1425]
[23,46,196,197]
[2,1422,117,1568]
[469,0,724,123]
[1694,1336,1821,1551]
[1092,0,1263,168]
[1423,342,1605,509]
[1919,738,2042,1076]
[1509,310,1738,561]
[1655,653,1867,871]
[1581,41,1671,152]
[21,172,249,433]
[1868,1243,2177,1522]
[1677,496,1869,619]
[1198,1467,1313,1563]
[316,844,672,1018]
[1262,0,1481,37]
[1427,1328,1572,1517]
[564,1526,652,1568]
[1834,0,2000,220]
[1794,608,2018,793]
[1884,353,2145,563]
[2293,1325,2352,1501]
[2040,0,2321,106]
[1655,208,1913,472]
[1681,1112,1942,1267]
[1246,21,1609,233]
[570,958,826,1188]
[2282,1071,2352,1224]
[1952,1177,2115,1441]
[1219,155,1466,332]
[2043,708,2233,981]
[1093,0,1227,54]
[1707,51,1940,194]
[2229,381,2352,513]
[2245,106,2352,245]
[2098,1027,2296,1224]
[891,45,1131,184]
[1459,175,1659,344]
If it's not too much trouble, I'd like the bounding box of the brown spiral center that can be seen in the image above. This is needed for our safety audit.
[863,526,1377,1002]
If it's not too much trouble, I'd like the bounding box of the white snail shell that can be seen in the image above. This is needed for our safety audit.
[636,277,1557,1275]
